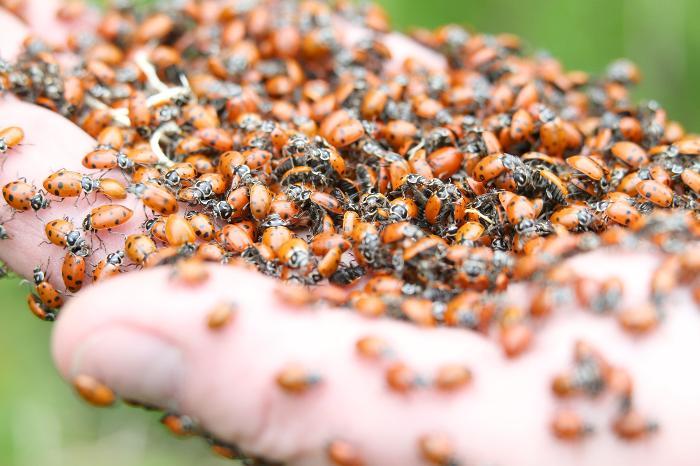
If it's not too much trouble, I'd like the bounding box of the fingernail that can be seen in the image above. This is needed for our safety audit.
[71,327,184,411]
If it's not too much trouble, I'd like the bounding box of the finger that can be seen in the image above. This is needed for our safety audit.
[0,97,145,289]
[52,252,700,466]
[4,0,98,48]
[0,7,30,60]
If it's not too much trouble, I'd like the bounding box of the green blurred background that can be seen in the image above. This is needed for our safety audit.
[2,1,699,465]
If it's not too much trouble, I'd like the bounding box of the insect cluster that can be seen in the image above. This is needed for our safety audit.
[0,0,699,463]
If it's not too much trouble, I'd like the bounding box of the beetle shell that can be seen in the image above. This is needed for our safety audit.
[3,180,37,210]
[85,204,133,230]
[62,252,86,293]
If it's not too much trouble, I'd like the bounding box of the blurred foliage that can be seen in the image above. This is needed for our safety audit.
[2,0,700,465]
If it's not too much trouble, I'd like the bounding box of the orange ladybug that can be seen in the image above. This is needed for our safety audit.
[418,433,457,466]
[62,252,86,293]
[3,180,50,211]
[0,126,24,153]
[551,409,593,440]
[73,374,116,407]
[327,439,365,466]
[165,214,197,246]
[275,363,321,394]
[124,234,157,264]
[32,267,63,309]
[93,250,124,281]
[27,293,56,321]
[83,204,133,231]
[128,182,179,215]
[44,170,96,198]
[636,180,673,207]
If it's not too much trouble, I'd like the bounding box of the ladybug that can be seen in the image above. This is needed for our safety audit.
[310,232,351,256]
[160,413,196,437]
[427,146,463,180]
[27,293,56,321]
[3,180,37,211]
[171,259,210,286]
[275,363,321,394]
[43,220,91,256]
[206,301,237,330]
[81,148,121,170]
[220,224,253,253]
[472,153,507,182]
[499,322,533,358]
[124,234,157,264]
[43,170,103,198]
[0,126,24,153]
[636,180,673,207]
[309,191,344,215]
[510,109,534,143]
[278,238,311,269]
[128,92,152,131]
[418,433,457,466]
[328,119,365,148]
[381,120,418,151]
[355,335,390,360]
[185,212,215,241]
[317,246,342,278]
[385,361,419,393]
[566,155,604,181]
[197,173,227,195]
[83,204,133,231]
[97,178,128,200]
[611,410,658,440]
[362,88,388,119]
[327,440,365,466]
[551,409,593,441]
[539,118,567,157]
[32,267,64,309]
[433,364,472,391]
[93,250,124,282]
[249,183,272,220]
[618,303,659,334]
[128,182,179,215]
[611,141,648,168]
[550,205,595,231]
[73,374,116,407]
[62,251,86,293]
[165,214,197,246]
[195,127,233,152]
[503,194,535,225]
[605,200,641,227]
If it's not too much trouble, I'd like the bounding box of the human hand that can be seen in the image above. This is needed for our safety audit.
[1,2,699,466]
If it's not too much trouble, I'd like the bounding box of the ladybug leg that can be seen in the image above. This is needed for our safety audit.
[33,210,47,223]
[89,232,107,256]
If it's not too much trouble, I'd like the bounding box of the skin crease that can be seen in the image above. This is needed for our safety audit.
[1,2,699,465]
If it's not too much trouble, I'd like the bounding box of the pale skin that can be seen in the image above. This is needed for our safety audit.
[0,2,699,465]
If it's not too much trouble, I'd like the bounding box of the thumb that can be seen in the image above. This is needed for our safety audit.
[52,254,700,466]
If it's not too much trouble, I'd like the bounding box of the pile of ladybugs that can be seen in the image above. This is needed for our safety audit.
[1,0,699,461]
